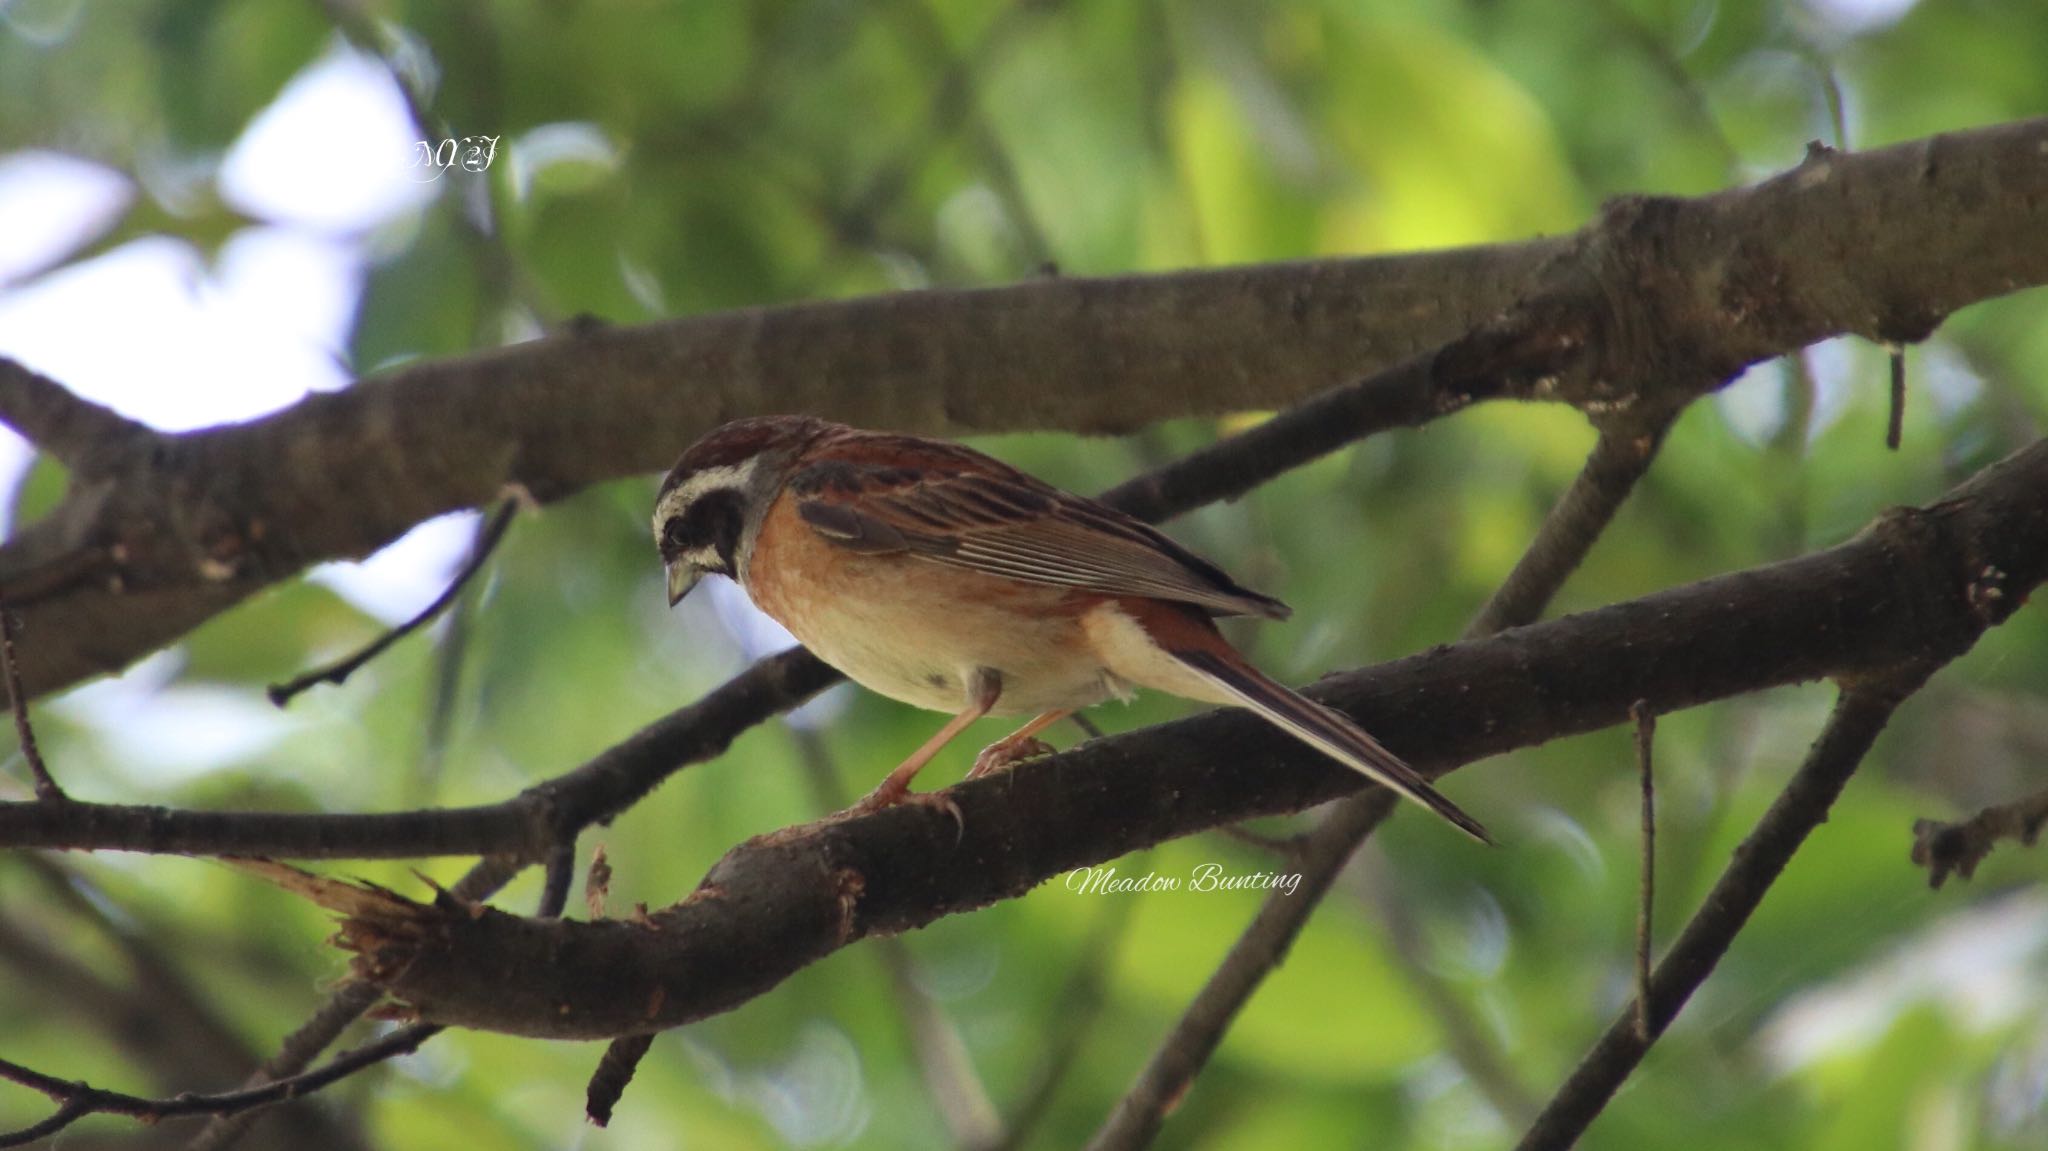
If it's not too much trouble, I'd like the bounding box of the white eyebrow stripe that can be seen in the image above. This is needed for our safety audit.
[653,459,758,535]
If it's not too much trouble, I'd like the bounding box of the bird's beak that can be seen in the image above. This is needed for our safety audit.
[666,562,700,607]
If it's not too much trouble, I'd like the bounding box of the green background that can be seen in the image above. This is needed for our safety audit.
[3,1,2047,1148]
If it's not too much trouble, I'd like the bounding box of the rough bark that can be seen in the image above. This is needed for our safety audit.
[278,437,2046,1039]
[0,117,2043,698]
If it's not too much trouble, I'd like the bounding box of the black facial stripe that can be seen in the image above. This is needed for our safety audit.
[668,488,746,574]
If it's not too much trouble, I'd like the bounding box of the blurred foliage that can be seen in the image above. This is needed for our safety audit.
[4,0,2048,1148]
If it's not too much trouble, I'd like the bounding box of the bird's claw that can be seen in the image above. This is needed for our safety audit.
[846,780,965,842]
[969,737,1055,779]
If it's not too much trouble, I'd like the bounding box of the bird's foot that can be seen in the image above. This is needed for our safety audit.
[844,778,964,841]
[968,736,1057,779]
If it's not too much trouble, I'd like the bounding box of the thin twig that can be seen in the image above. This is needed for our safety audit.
[0,917,244,1097]
[12,859,352,1144]
[579,846,651,1128]
[1911,782,2048,889]
[7,643,842,858]
[1887,344,1907,450]
[1592,0,1741,175]
[0,1098,90,1148]
[862,0,1060,269]
[1468,419,1673,636]
[1631,700,1657,1043]
[538,842,576,920]
[0,1022,442,1147]
[562,844,671,1124]
[1085,791,1397,1151]
[412,506,493,802]
[585,1035,656,1128]
[1097,344,1532,526]
[1515,673,1927,1150]
[267,500,517,707]
[1352,860,1539,1125]
[0,608,61,801]
[988,900,1137,1151]
[182,985,387,1151]
[1089,418,1669,1151]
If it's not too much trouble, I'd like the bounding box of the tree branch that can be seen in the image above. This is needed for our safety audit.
[2,116,2041,698]
[1352,857,1541,1126]
[266,498,518,707]
[1514,670,1930,1150]
[244,436,2046,1041]
[0,844,587,1149]
[1083,791,1397,1151]
[0,608,61,801]
[1467,416,1673,636]
[181,856,527,1151]
[0,317,1532,860]
[988,899,1135,1151]
[0,1024,437,1149]
[0,644,840,857]
[1633,700,1657,1043]
[788,727,1000,1147]
[0,357,147,468]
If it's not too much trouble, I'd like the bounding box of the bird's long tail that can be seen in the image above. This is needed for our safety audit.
[1172,646,1492,843]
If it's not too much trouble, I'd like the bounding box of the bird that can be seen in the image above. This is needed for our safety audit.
[652,414,1489,843]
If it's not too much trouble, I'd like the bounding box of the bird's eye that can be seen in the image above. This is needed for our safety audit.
[682,491,742,544]
[661,517,689,551]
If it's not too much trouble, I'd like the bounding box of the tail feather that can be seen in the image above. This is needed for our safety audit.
[1174,649,1493,845]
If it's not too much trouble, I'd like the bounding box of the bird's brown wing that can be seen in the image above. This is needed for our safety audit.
[787,435,1289,620]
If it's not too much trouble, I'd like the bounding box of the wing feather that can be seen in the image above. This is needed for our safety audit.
[788,439,1289,619]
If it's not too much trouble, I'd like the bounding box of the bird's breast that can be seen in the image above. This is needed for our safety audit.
[743,492,1122,715]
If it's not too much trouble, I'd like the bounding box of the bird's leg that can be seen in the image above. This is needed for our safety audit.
[969,709,1073,779]
[850,668,1002,820]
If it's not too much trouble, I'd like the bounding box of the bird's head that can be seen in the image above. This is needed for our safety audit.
[652,414,830,605]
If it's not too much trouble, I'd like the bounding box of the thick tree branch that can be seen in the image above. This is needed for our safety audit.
[255,437,2046,1041]
[1,117,2042,698]
[1515,671,1928,1151]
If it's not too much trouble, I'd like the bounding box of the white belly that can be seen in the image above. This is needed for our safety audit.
[745,563,1129,716]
